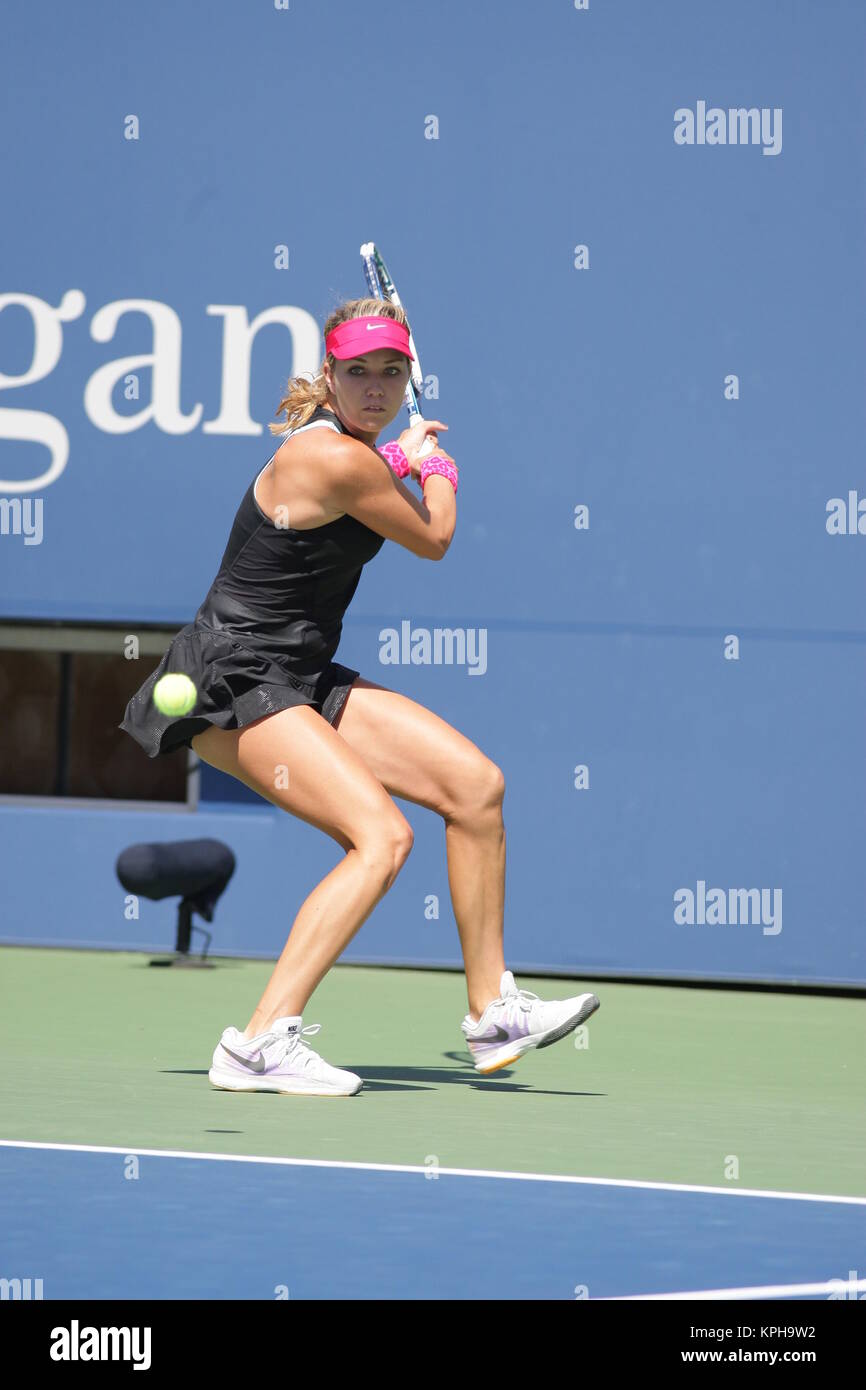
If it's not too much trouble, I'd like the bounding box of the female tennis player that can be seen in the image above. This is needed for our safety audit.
[119,297,600,1095]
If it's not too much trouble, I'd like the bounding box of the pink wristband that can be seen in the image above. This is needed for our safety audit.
[420,454,458,495]
[377,440,410,479]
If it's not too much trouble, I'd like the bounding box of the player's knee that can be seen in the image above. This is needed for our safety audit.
[357,818,413,885]
[452,758,505,820]
[388,820,414,876]
[482,761,506,808]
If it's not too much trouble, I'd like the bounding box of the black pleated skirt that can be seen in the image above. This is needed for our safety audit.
[118,621,360,758]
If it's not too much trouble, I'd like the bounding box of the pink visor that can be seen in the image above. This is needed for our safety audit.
[325,315,414,362]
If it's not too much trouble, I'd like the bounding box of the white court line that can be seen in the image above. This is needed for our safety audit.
[1,1139,865,1206]
[607,1276,866,1300]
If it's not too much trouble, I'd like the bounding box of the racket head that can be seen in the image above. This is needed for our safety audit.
[370,244,425,397]
[360,244,384,300]
[359,242,431,443]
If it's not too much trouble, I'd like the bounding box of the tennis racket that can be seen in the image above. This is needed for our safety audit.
[360,241,435,460]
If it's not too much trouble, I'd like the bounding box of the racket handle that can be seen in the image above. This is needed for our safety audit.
[408,409,436,460]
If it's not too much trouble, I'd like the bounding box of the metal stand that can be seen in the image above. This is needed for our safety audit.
[148,901,214,968]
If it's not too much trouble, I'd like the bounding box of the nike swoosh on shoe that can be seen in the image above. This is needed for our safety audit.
[221,1043,266,1073]
[470,1025,510,1044]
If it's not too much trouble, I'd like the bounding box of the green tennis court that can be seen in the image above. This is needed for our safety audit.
[2,945,864,1304]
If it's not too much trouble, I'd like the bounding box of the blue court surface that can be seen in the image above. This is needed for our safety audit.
[2,1143,864,1301]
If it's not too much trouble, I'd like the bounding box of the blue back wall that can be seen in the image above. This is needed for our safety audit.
[1,1,863,984]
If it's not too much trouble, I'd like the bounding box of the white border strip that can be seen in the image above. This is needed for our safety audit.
[608,1276,866,1300]
[1,1140,865,1206]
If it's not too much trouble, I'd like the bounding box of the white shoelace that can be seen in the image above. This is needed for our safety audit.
[271,1022,322,1069]
[495,987,541,1026]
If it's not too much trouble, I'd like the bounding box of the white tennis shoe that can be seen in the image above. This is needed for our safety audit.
[209,1016,363,1096]
[461,971,600,1074]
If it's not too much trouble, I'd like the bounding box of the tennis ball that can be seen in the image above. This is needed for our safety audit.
[153,673,197,717]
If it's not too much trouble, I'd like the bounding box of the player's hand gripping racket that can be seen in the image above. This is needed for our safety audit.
[360,241,437,461]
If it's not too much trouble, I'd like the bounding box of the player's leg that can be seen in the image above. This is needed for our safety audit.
[332,677,507,1021]
[191,704,413,1036]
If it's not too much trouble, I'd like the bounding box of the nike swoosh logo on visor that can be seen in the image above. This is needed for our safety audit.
[221,1044,266,1072]
[366,323,387,330]
[471,1025,510,1043]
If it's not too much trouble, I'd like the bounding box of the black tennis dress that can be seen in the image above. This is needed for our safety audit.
[118,406,385,758]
